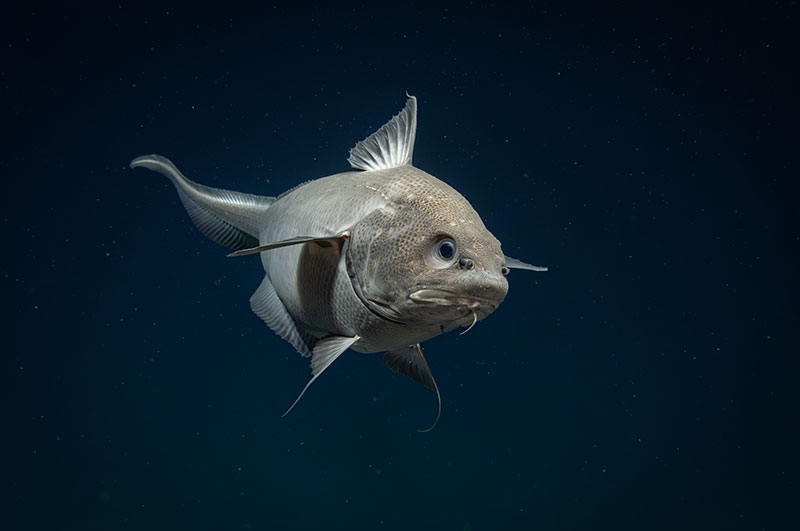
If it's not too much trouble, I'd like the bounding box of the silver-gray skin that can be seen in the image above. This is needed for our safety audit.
[131,96,546,428]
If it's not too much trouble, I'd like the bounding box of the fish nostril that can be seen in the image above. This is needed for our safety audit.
[459,257,474,270]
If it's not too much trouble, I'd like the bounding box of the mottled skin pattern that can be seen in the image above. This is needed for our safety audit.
[129,96,545,425]
[128,93,543,423]
[259,164,508,354]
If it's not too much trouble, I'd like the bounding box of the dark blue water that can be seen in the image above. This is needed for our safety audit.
[2,3,797,530]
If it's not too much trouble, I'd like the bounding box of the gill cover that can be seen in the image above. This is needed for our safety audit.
[345,205,425,324]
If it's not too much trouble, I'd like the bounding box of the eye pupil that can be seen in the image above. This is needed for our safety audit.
[438,240,455,260]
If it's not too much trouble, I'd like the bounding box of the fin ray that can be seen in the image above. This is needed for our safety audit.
[348,96,417,171]
[130,154,274,250]
[382,344,441,432]
[282,335,360,416]
[250,276,314,357]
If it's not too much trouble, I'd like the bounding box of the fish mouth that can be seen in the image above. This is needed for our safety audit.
[409,289,498,309]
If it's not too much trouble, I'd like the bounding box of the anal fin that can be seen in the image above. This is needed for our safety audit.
[282,335,360,417]
[382,344,441,432]
[250,276,314,357]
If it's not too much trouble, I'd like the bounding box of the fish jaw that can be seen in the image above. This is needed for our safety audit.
[407,271,508,323]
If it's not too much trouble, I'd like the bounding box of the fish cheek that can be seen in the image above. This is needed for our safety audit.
[347,210,422,308]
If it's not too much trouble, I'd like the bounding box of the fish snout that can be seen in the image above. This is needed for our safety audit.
[462,271,508,309]
[407,270,508,322]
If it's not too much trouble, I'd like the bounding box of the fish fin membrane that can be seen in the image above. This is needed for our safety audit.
[282,335,360,416]
[130,154,274,250]
[250,275,315,358]
[383,344,441,432]
[348,95,417,171]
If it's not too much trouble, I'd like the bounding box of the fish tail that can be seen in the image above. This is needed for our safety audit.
[130,154,274,250]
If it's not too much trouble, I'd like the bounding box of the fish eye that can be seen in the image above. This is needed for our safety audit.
[436,238,457,261]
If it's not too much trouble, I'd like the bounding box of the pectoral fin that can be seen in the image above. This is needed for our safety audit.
[282,335,360,417]
[228,232,349,257]
[382,344,441,432]
[505,256,548,272]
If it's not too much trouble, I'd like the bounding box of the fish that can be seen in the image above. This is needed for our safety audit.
[130,95,547,430]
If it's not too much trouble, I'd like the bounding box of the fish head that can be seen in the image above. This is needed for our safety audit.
[346,185,509,330]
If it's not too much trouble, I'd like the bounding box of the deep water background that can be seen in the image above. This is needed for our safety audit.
[1,2,798,530]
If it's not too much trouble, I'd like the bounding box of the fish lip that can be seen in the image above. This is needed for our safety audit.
[408,288,497,308]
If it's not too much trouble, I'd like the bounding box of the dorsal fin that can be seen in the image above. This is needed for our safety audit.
[347,95,418,171]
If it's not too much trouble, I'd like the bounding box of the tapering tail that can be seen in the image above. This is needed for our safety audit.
[130,154,274,250]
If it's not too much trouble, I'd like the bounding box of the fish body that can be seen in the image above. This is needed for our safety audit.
[131,96,546,427]
[260,164,502,352]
